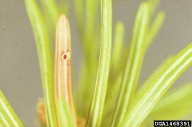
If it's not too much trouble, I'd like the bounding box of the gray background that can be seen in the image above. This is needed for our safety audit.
[0,0,192,126]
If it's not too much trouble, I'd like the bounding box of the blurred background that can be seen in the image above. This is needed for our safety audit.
[0,0,192,126]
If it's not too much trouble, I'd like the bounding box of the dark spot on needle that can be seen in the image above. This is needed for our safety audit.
[63,54,67,59]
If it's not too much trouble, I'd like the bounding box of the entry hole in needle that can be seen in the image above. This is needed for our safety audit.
[63,54,67,59]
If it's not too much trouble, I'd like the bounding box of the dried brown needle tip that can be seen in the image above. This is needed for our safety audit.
[36,99,46,125]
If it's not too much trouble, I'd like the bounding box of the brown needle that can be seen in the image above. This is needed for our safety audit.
[54,14,76,125]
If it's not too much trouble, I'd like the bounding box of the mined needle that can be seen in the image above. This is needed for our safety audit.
[54,14,76,125]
